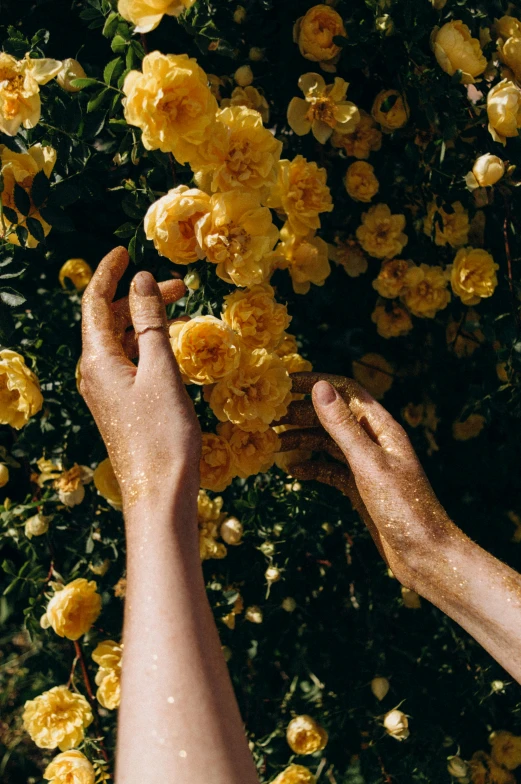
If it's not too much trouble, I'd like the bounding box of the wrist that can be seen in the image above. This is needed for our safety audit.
[122,463,199,526]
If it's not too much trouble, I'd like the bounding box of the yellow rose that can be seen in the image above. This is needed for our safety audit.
[450,247,499,305]
[494,16,521,40]
[267,155,333,236]
[93,458,123,510]
[23,686,93,750]
[466,153,505,189]
[0,52,61,136]
[279,352,313,375]
[59,259,93,291]
[195,190,278,287]
[273,764,317,784]
[0,349,43,429]
[490,731,521,770]
[93,640,123,710]
[144,185,210,263]
[329,238,368,277]
[184,106,282,199]
[210,349,292,433]
[123,52,217,160]
[221,85,270,124]
[169,315,242,385]
[470,751,516,784]
[371,301,413,338]
[423,201,469,248]
[25,513,52,539]
[356,203,407,259]
[286,714,328,755]
[331,109,382,159]
[118,0,196,32]
[499,35,521,81]
[345,160,379,202]
[352,353,393,399]
[43,750,95,784]
[294,5,346,68]
[372,259,414,298]
[197,488,224,522]
[487,79,521,145]
[287,72,359,144]
[221,283,291,350]
[278,224,331,295]
[217,421,280,478]
[371,90,409,132]
[196,489,227,559]
[452,413,486,440]
[56,58,87,92]
[383,709,410,740]
[200,432,235,492]
[401,264,450,318]
[433,21,487,83]
[53,464,93,507]
[43,578,101,641]
[0,143,57,247]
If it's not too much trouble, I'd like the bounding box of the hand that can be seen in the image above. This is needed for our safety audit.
[80,247,201,512]
[277,373,458,589]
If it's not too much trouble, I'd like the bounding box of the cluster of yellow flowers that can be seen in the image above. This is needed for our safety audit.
[447,729,521,784]
[92,639,123,710]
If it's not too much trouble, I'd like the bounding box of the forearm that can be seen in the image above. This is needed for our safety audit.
[115,484,259,784]
[410,529,521,683]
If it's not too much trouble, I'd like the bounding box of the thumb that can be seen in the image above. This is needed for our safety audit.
[129,271,178,378]
[312,380,378,468]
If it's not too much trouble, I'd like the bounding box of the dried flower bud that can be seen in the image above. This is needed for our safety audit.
[371,676,390,701]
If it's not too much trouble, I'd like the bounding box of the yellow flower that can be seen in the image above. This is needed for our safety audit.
[356,203,407,259]
[221,85,270,124]
[466,153,505,189]
[470,751,516,784]
[43,750,95,784]
[25,513,51,539]
[23,686,93,750]
[53,464,93,507]
[267,155,333,236]
[401,264,450,318]
[195,190,278,287]
[423,201,469,248]
[0,349,43,429]
[56,59,87,92]
[144,185,210,264]
[92,640,123,710]
[123,52,217,160]
[286,714,328,755]
[197,488,224,522]
[221,283,291,351]
[494,16,521,40]
[453,413,486,440]
[59,259,93,292]
[371,90,409,132]
[490,731,521,770]
[329,238,368,277]
[487,79,521,145]
[217,421,280,478]
[499,35,521,82]
[210,349,292,432]
[433,21,487,83]
[93,458,123,510]
[279,352,313,375]
[371,301,413,338]
[118,0,196,32]
[185,106,282,199]
[169,315,242,385]
[383,709,410,740]
[287,72,359,144]
[450,247,499,305]
[200,432,235,492]
[0,143,57,247]
[42,578,101,641]
[372,259,414,298]
[196,489,227,559]
[278,224,331,295]
[352,353,393,399]
[344,160,379,203]
[294,5,346,69]
[273,764,317,784]
[0,52,61,136]
[331,110,382,159]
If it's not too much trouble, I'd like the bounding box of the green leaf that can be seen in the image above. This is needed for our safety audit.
[87,87,112,113]
[102,11,120,38]
[103,56,124,85]
[111,34,128,53]
[69,77,99,90]
[31,170,50,208]
[114,222,136,238]
[39,207,74,232]
[26,218,46,244]
[0,287,26,307]
[13,183,31,217]
[15,226,28,247]
[49,179,80,207]
[2,206,18,224]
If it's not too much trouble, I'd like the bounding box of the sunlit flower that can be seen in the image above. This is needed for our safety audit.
[23,686,93,750]
[42,578,101,641]
[401,264,450,318]
[221,283,291,350]
[465,153,505,189]
[267,155,333,236]
[286,714,328,755]
[144,185,210,263]
[499,34,521,82]
[169,315,242,384]
[356,203,407,259]
[331,109,382,159]
[371,300,414,338]
[487,78,521,145]
[449,247,499,305]
[217,421,280,478]
[0,52,61,136]
[54,464,92,507]
[43,750,95,784]
[92,640,122,710]
[200,432,235,492]
[344,160,379,202]
[221,85,270,124]
[93,458,123,510]
[273,765,316,784]
[423,201,469,248]
[494,16,521,41]
[278,223,331,295]
[371,89,409,132]
[118,0,196,32]
[0,349,43,429]
[352,353,393,399]
[287,72,359,144]
[432,21,487,83]
[196,489,227,559]
[59,259,93,292]
[293,4,346,70]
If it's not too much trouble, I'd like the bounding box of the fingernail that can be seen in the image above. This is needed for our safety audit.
[133,271,156,296]
[313,381,338,405]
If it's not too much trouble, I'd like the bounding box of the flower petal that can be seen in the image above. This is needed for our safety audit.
[287,97,311,135]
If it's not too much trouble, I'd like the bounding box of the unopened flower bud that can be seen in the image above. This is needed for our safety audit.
[56,58,87,92]
[25,513,52,539]
[466,154,505,190]
[0,463,9,487]
[260,541,275,557]
[220,516,243,545]
[233,5,246,23]
[383,709,409,741]
[89,558,110,576]
[401,586,421,608]
[234,65,253,87]
[184,270,200,291]
[376,15,394,35]
[265,566,281,584]
[371,676,390,701]
[245,605,263,623]
[491,680,505,692]
[447,756,469,779]
[282,596,297,612]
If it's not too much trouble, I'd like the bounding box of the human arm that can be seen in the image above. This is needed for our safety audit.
[80,248,259,784]
[278,373,521,684]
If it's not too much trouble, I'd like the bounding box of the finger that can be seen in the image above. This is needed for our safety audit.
[81,246,130,361]
[112,278,187,332]
[291,372,362,396]
[290,460,352,495]
[122,316,190,360]
[276,400,320,428]
[278,428,346,463]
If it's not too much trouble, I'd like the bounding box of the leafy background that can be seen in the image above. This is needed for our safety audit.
[1,0,521,782]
